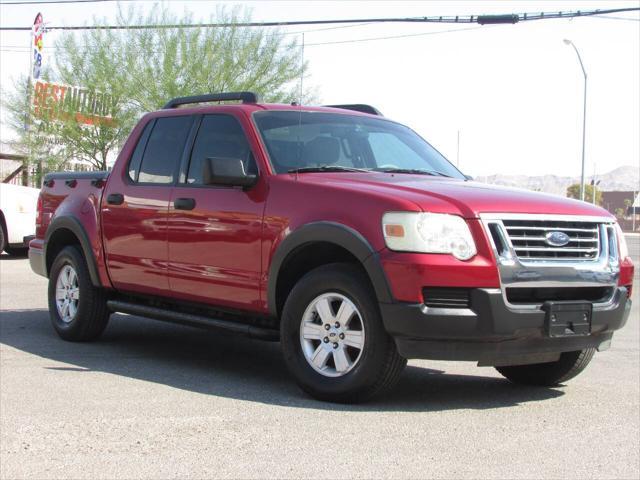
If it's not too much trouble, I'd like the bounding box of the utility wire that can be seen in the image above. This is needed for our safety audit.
[0,25,490,52]
[2,0,229,3]
[1,7,638,31]
[0,21,378,50]
[1,0,142,5]
[589,14,640,22]
[306,25,484,46]
[0,21,376,47]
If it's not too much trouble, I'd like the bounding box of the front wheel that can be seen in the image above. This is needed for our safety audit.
[48,245,110,342]
[280,263,406,403]
[495,348,596,386]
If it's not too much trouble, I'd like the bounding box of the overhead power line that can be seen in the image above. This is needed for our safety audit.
[590,14,640,22]
[1,0,141,4]
[0,0,247,4]
[0,21,378,49]
[306,26,484,46]
[0,24,490,53]
[0,7,638,31]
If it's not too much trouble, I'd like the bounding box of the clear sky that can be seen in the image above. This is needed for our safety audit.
[0,0,638,178]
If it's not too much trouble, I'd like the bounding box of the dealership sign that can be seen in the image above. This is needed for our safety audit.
[29,81,117,148]
[28,13,116,127]
[32,81,116,126]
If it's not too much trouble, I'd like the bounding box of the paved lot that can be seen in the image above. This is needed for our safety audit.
[1,237,638,479]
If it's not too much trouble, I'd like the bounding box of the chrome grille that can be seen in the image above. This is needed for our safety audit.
[502,219,600,261]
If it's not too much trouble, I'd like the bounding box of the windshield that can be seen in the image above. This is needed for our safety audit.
[253,111,464,179]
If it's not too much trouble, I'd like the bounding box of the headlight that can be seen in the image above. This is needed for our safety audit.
[382,212,477,260]
[614,223,629,259]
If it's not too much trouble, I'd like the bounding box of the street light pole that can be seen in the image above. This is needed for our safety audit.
[564,39,588,202]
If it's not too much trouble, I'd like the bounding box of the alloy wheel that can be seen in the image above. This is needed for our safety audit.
[299,292,365,377]
[55,264,80,323]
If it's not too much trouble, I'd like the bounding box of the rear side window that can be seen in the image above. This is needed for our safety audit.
[137,116,193,184]
[187,114,257,185]
[127,120,154,181]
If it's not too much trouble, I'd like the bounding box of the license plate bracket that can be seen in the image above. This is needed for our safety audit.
[542,301,592,337]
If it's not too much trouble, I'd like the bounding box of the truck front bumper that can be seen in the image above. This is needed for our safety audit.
[380,286,631,366]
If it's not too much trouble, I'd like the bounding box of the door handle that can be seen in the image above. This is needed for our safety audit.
[106,193,124,205]
[174,198,196,211]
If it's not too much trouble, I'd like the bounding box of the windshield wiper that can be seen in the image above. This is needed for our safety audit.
[287,165,453,177]
[373,167,452,178]
[288,165,369,173]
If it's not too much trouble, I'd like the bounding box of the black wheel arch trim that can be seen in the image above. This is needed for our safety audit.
[267,221,394,317]
[44,216,102,286]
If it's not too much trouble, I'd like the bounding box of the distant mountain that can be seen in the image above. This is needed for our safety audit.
[477,165,639,195]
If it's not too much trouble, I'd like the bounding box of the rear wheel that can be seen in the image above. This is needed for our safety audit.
[48,245,110,341]
[495,348,596,386]
[280,263,406,403]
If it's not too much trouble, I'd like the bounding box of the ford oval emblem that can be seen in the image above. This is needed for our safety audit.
[545,231,571,247]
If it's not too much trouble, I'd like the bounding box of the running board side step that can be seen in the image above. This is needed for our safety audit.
[106,300,279,341]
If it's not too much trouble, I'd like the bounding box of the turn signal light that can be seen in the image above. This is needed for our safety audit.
[384,224,405,238]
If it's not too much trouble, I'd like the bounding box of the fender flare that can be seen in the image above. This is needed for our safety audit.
[44,216,102,286]
[267,221,393,317]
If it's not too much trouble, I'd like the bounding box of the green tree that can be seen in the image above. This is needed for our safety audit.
[3,5,313,178]
[566,183,602,205]
[2,76,70,181]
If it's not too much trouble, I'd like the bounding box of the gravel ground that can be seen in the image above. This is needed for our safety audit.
[0,236,638,479]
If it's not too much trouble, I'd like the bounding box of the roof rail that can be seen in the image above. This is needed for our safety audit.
[163,91,261,109]
[324,104,383,116]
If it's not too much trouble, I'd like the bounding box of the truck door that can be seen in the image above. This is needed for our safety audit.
[101,115,196,296]
[167,113,266,311]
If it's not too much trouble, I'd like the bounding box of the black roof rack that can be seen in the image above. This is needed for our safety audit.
[163,91,261,109]
[324,104,383,116]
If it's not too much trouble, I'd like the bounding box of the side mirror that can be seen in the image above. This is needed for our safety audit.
[203,157,257,188]
[464,174,474,181]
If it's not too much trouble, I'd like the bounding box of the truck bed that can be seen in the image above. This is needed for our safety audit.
[32,171,111,283]
[37,171,109,237]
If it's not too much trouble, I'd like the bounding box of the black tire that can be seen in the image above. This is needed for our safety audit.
[280,263,406,403]
[0,222,6,254]
[48,245,110,342]
[496,348,596,386]
[5,246,29,257]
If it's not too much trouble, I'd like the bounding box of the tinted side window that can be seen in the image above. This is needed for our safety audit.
[138,116,193,184]
[187,115,257,185]
[128,120,154,181]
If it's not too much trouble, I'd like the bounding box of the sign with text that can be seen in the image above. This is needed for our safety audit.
[32,81,116,126]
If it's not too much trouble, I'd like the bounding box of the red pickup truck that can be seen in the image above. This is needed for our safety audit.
[29,92,634,403]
